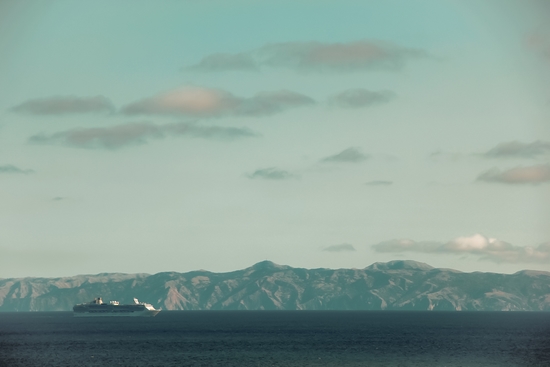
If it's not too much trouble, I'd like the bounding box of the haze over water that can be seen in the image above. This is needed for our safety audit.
[1,311,550,366]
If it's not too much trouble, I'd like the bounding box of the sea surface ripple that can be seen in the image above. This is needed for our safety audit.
[1,311,549,366]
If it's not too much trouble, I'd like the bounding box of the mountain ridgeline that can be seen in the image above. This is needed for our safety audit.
[1,260,549,312]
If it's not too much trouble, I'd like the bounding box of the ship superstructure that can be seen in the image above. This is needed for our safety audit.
[72,297,160,317]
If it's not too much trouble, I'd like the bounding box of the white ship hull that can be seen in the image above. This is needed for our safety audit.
[73,297,160,317]
[73,309,160,317]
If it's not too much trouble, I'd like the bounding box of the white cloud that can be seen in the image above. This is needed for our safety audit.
[323,243,356,252]
[121,87,314,118]
[482,141,550,158]
[476,164,550,184]
[11,95,115,115]
[373,234,550,264]
[29,122,257,150]
[188,52,258,71]
[236,90,315,116]
[162,122,258,140]
[0,164,34,174]
[121,87,239,117]
[329,89,395,108]
[247,167,298,180]
[321,147,369,163]
[188,40,428,72]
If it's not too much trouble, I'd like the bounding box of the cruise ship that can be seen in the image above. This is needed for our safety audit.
[73,297,160,317]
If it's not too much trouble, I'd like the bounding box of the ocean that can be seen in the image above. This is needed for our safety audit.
[1,311,549,366]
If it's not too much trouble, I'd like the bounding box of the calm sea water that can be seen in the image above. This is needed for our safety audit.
[1,311,549,366]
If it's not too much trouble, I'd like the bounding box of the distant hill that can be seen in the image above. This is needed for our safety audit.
[1,260,549,312]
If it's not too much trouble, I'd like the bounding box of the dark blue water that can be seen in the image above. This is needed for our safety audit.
[1,311,549,366]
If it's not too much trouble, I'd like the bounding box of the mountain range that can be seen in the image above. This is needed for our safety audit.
[1,260,549,312]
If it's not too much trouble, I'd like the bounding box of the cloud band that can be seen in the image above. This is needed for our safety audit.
[29,122,258,150]
[372,234,550,264]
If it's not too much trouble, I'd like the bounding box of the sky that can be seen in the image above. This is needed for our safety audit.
[1,0,549,278]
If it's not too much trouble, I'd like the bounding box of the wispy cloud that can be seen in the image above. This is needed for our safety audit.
[11,95,115,115]
[428,150,463,162]
[236,90,315,116]
[323,243,356,252]
[525,29,550,62]
[188,52,258,71]
[372,234,550,264]
[30,123,161,150]
[321,147,369,163]
[247,167,298,180]
[121,87,314,117]
[365,180,393,186]
[476,164,550,184]
[121,87,239,117]
[188,40,428,72]
[29,122,258,150]
[162,122,258,140]
[329,89,395,108]
[0,164,34,174]
[482,141,550,159]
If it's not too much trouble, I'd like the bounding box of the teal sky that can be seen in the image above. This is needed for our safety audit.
[1,0,549,277]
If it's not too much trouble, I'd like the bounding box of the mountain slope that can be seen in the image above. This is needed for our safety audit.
[1,260,549,311]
